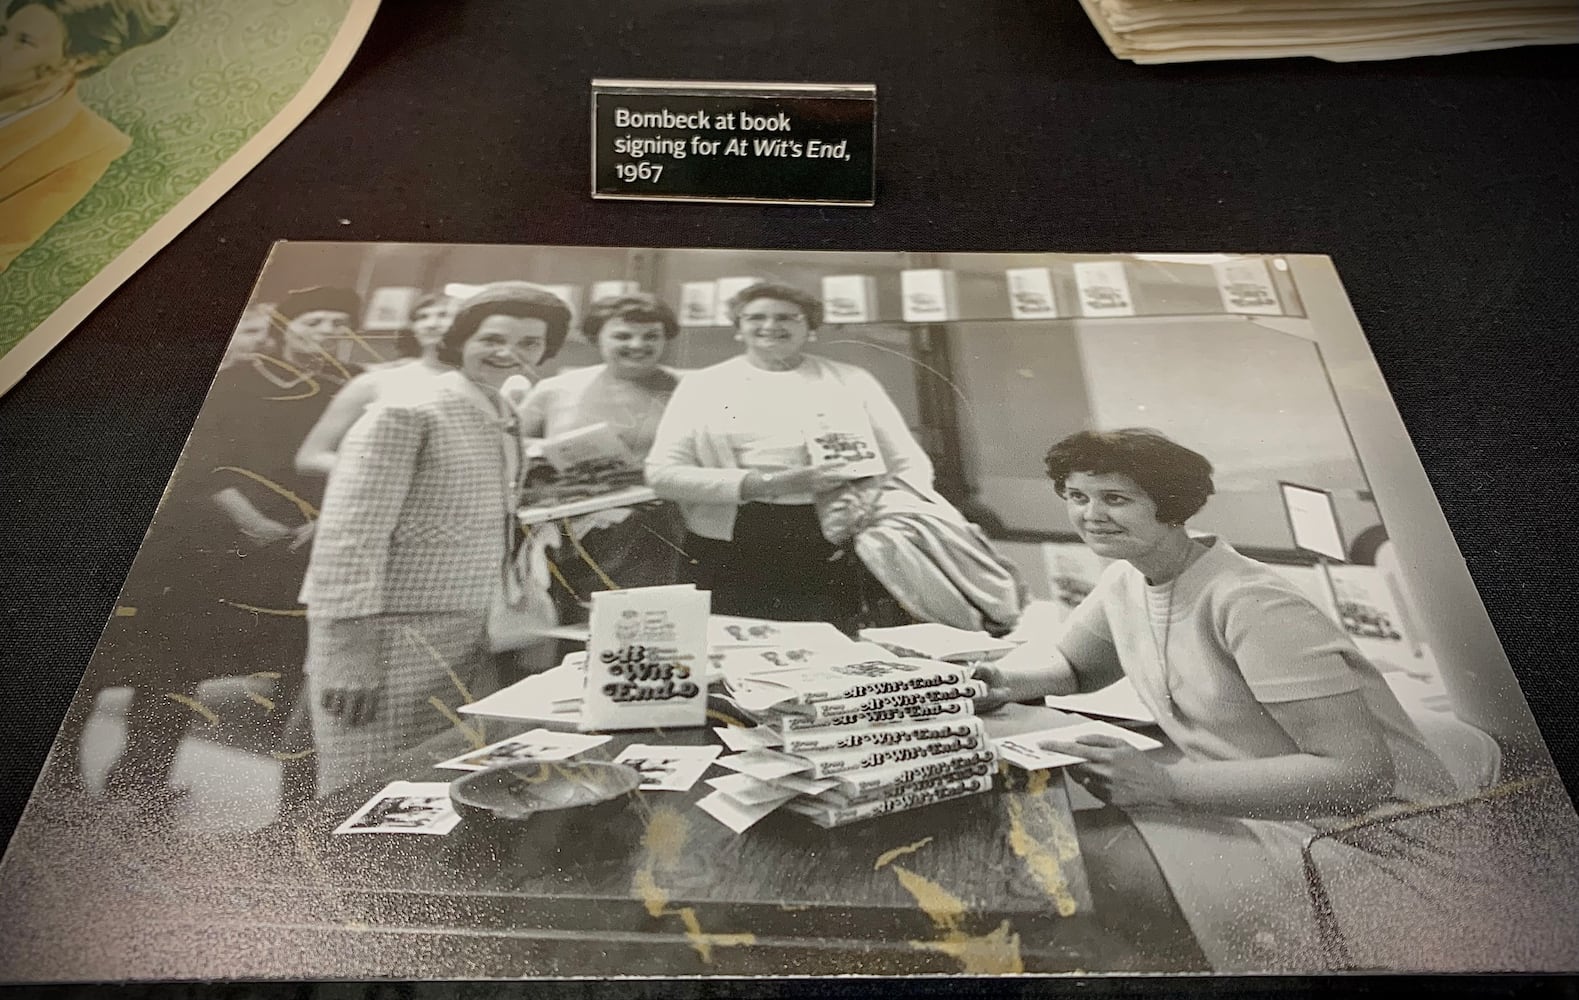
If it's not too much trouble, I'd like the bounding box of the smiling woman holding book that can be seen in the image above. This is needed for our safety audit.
[646,280,934,631]
[515,293,688,622]
[976,428,1456,970]
[298,282,570,798]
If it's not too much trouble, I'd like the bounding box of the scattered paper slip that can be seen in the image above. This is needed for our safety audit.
[697,789,800,833]
[994,718,1163,771]
[334,781,460,836]
[1042,677,1157,723]
[859,623,1017,662]
[714,750,812,781]
[436,729,613,771]
[714,726,783,752]
[614,744,722,791]
[706,772,806,806]
[707,616,855,651]
[457,665,585,723]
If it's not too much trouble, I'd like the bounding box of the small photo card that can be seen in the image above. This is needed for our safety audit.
[590,280,640,302]
[900,269,958,323]
[1213,257,1283,315]
[821,274,878,324]
[1280,481,1347,562]
[679,281,718,326]
[1005,267,1058,320]
[333,781,461,836]
[1074,260,1136,317]
[436,729,614,772]
[614,743,723,791]
[696,788,798,834]
[994,719,1163,772]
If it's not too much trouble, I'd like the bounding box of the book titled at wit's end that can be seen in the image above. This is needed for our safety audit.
[579,584,711,732]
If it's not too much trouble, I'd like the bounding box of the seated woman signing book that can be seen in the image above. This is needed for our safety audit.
[975,428,1455,971]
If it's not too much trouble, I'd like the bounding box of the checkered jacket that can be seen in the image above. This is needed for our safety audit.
[300,377,520,618]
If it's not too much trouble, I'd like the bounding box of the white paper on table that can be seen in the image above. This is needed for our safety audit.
[714,726,783,752]
[457,664,585,721]
[1042,677,1157,723]
[696,789,799,833]
[334,781,460,836]
[774,773,840,795]
[614,744,722,791]
[994,718,1163,771]
[707,617,855,651]
[705,772,804,805]
[436,729,612,771]
[714,749,811,781]
[859,623,1016,662]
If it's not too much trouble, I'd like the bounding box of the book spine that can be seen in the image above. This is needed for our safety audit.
[797,729,994,778]
[827,748,998,795]
[796,681,988,720]
[796,666,975,704]
[814,760,997,808]
[771,695,978,732]
[780,718,985,756]
[785,774,994,828]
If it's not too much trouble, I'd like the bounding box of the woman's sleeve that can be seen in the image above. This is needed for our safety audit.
[644,375,751,503]
[855,367,935,489]
[1220,582,1364,703]
[304,404,423,617]
[1054,575,1127,691]
[516,378,551,438]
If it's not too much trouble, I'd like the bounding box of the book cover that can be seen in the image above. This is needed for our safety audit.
[578,585,711,732]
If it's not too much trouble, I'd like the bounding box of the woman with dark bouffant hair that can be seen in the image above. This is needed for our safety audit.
[977,428,1455,971]
[0,0,179,270]
[298,282,571,797]
[516,292,687,622]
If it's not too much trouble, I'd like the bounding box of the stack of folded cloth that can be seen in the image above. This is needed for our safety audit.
[706,629,1014,829]
[1078,0,1579,63]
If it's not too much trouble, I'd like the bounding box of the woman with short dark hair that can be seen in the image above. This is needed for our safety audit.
[516,293,688,623]
[299,282,569,797]
[0,0,178,269]
[980,427,1455,970]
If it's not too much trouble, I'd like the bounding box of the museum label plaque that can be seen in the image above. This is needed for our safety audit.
[590,79,876,206]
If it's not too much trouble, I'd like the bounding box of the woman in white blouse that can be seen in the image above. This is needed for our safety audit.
[646,281,933,630]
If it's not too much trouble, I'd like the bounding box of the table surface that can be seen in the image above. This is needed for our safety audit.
[0,703,1121,979]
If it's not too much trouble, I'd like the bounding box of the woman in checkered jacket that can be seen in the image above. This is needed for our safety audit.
[297,282,572,798]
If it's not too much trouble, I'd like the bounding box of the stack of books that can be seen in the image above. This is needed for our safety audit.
[705,646,997,829]
[1078,0,1579,63]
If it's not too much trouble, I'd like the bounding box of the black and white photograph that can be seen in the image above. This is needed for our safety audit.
[332,780,460,835]
[613,743,723,791]
[435,729,612,772]
[1,243,1577,980]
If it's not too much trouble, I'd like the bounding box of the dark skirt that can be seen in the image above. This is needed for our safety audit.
[683,502,910,634]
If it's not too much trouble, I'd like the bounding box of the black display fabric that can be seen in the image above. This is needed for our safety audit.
[0,0,1575,992]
